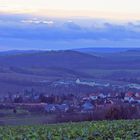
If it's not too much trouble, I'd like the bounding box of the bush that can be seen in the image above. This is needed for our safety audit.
[105,104,140,120]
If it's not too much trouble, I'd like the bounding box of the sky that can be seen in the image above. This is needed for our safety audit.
[0,0,140,50]
[0,0,140,20]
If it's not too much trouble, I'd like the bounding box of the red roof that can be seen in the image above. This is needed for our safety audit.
[125,92,134,97]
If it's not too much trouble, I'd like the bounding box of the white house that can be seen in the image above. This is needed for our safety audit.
[98,93,106,99]
[135,93,140,97]
[124,97,135,103]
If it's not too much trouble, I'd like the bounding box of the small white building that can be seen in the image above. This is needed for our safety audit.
[124,97,135,103]
[98,93,106,99]
[135,93,140,97]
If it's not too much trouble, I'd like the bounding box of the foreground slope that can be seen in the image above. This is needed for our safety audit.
[0,120,139,139]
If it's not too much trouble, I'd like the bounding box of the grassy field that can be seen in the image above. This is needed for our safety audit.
[0,108,57,125]
[0,120,139,139]
[0,113,58,126]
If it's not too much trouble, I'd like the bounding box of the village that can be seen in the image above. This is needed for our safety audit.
[0,79,140,115]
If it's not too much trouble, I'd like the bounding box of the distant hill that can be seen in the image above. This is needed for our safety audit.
[0,49,140,95]
[0,50,102,69]
[74,47,137,53]
[75,48,140,61]
[0,49,140,70]
[0,50,42,56]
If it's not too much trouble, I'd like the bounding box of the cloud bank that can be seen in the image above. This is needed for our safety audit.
[0,14,140,50]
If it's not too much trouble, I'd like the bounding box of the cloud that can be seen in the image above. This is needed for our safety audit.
[21,19,54,25]
[0,14,140,50]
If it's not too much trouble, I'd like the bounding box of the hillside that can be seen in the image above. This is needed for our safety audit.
[0,120,139,139]
[0,49,140,69]
[0,49,140,95]
[0,50,101,68]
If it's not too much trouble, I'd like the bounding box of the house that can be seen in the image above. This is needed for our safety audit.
[135,93,140,98]
[104,99,114,104]
[126,92,135,97]
[133,97,140,104]
[45,104,56,113]
[56,104,69,112]
[107,93,111,97]
[45,103,70,113]
[124,92,135,103]
[81,101,95,112]
[89,93,99,100]
[82,96,90,101]
[90,96,98,100]
[124,92,140,104]
[98,93,106,99]
[76,79,96,87]
[124,97,135,103]
[128,84,140,89]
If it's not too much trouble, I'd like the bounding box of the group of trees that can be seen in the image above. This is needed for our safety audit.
[56,104,140,123]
